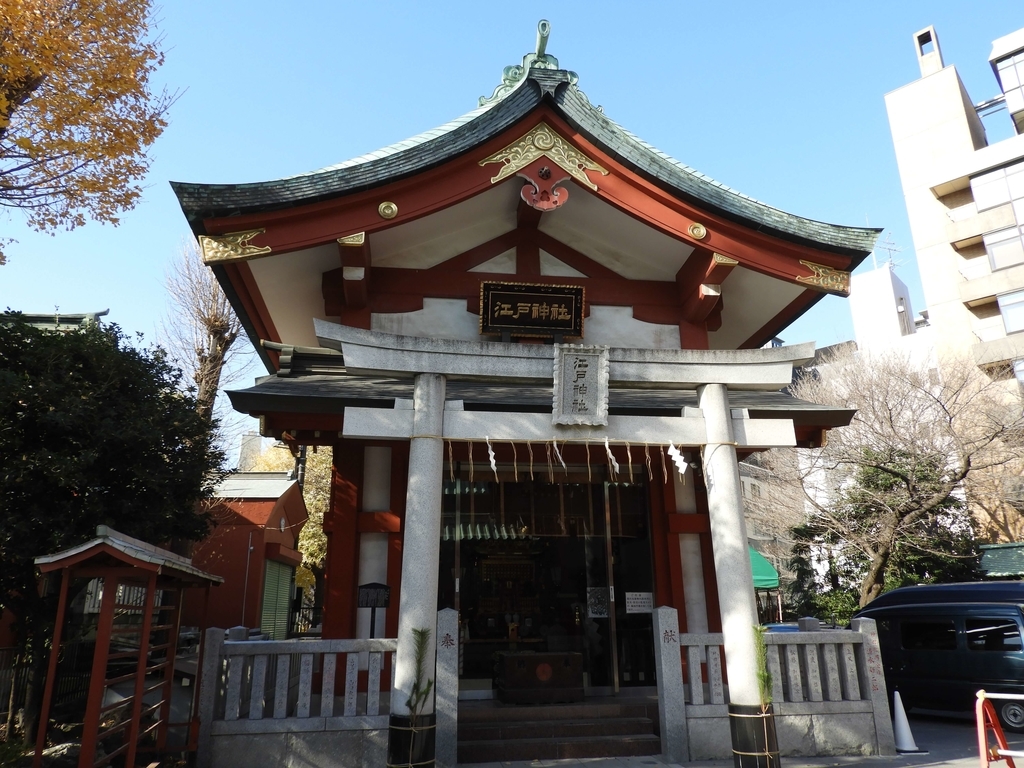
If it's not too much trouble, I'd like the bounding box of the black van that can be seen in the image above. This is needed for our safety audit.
[853,582,1024,731]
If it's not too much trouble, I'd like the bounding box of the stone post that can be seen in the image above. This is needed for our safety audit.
[798,617,820,631]
[196,627,225,768]
[652,606,688,763]
[851,618,896,755]
[434,608,459,768]
[697,383,761,707]
[389,373,446,765]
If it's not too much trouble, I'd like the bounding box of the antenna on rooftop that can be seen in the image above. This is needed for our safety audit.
[877,233,904,270]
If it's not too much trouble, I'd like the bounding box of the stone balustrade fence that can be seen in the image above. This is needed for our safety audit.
[652,607,896,762]
[196,627,397,768]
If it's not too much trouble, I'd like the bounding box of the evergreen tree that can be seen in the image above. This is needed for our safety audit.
[0,315,224,742]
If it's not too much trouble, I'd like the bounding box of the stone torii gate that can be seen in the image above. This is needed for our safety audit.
[314,321,816,759]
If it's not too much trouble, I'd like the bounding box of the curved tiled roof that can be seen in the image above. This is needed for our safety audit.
[172,69,879,256]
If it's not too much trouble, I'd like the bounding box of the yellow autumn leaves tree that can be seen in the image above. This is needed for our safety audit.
[0,0,174,263]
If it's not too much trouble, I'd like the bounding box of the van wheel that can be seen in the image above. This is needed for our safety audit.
[999,701,1024,733]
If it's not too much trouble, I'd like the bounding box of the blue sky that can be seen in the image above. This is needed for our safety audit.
[2,1,1021,375]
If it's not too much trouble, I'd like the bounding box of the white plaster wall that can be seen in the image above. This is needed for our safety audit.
[372,299,481,342]
[539,182,693,280]
[468,249,516,273]
[356,533,389,642]
[372,300,682,349]
[672,457,708,634]
[362,447,392,512]
[672,463,697,514]
[539,250,586,277]
[248,244,337,347]
[583,306,679,349]
[709,268,803,350]
[358,445,392,665]
[370,183,519,269]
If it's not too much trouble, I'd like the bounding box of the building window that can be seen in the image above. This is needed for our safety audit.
[985,227,1024,270]
[971,160,1024,213]
[750,483,761,499]
[972,160,1024,270]
[998,290,1024,334]
[973,167,1013,211]
[966,618,1023,652]
[997,52,1024,118]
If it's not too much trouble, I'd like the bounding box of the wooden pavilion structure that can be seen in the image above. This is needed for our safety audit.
[33,526,221,768]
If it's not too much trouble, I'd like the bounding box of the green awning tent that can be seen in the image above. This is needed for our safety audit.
[750,546,780,590]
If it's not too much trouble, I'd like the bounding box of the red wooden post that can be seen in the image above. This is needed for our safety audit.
[188,583,212,751]
[33,568,71,768]
[124,574,157,768]
[157,586,184,748]
[79,573,119,768]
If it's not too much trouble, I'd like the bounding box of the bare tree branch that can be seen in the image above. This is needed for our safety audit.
[163,239,248,421]
[754,347,1024,608]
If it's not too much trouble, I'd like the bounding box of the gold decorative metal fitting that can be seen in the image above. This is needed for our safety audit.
[688,223,708,240]
[338,232,366,246]
[378,202,398,219]
[712,253,738,266]
[796,260,851,295]
[478,122,609,191]
[197,228,272,264]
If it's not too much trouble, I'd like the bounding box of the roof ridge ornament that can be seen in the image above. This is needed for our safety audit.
[479,122,609,194]
[479,20,579,107]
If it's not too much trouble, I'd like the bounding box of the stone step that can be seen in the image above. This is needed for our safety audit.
[457,733,662,763]
[459,715,655,742]
[457,700,656,723]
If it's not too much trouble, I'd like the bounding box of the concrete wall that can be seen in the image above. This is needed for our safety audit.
[210,730,386,768]
[685,707,879,760]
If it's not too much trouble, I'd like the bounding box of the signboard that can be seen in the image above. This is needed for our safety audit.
[357,582,391,609]
[625,592,654,614]
[552,344,609,426]
[480,282,584,339]
[586,587,609,618]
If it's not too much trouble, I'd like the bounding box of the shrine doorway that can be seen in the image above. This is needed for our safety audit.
[437,469,656,699]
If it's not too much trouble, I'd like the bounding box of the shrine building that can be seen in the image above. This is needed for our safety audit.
[173,22,879,766]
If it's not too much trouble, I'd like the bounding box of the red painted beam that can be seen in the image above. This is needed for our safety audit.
[427,229,520,273]
[343,271,369,309]
[667,514,711,534]
[338,236,372,310]
[357,511,402,533]
[534,231,622,280]
[517,198,543,230]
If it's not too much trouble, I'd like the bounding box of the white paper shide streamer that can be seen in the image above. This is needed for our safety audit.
[604,437,619,479]
[485,436,498,482]
[552,440,567,474]
[667,441,688,478]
